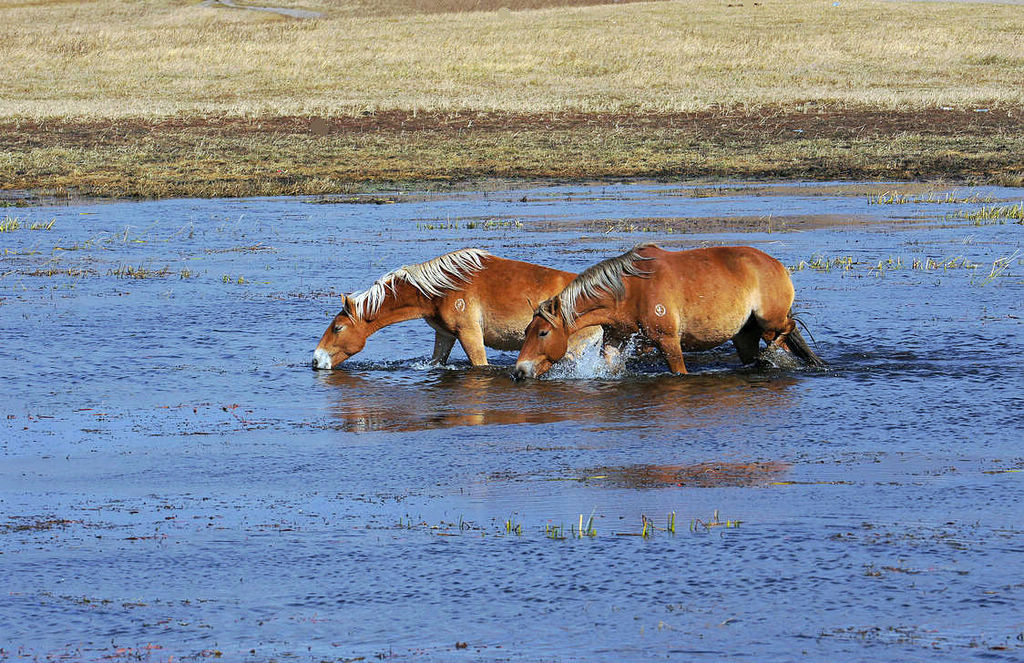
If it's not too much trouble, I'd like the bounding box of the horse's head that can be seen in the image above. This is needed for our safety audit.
[312,295,373,369]
[513,297,569,379]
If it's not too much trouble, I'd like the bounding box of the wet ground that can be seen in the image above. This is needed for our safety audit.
[1,181,1022,661]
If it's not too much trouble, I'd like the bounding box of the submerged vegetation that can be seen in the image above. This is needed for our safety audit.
[0,216,55,232]
[416,218,523,231]
[789,252,1020,283]
[867,191,997,206]
[946,203,1024,225]
[110,264,172,279]
[394,509,735,541]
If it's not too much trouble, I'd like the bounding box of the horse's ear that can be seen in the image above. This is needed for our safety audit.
[526,296,536,312]
[547,296,562,317]
[342,295,358,319]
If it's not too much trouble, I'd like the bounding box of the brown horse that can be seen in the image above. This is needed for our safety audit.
[313,248,601,369]
[514,243,824,378]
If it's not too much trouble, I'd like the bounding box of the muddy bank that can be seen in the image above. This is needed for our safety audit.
[2,106,1022,199]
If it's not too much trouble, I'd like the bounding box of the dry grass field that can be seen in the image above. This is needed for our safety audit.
[1,0,1022,197]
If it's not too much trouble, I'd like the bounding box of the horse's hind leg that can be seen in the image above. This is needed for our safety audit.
[430,330,457,365]
[779,322,826,367]
[761,317,797,350]
[762,315,826,367]
[733,315,763,365]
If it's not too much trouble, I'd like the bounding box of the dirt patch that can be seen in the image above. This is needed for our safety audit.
[2,106,1022,199]
[6,107,1020,147]
[587,461,791,488]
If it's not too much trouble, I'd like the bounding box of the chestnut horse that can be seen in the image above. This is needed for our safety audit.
[313,248,600,369]
[514,243,824,378]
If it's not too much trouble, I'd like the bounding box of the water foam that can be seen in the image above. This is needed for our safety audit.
[545,333,649,380]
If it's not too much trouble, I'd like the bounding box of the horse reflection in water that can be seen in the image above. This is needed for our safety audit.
[312,248,600,369]
[318,366,799,434]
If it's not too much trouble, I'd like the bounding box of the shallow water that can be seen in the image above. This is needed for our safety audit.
[1,181,1022,661]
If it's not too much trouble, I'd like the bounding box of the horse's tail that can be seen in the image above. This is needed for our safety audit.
[787,314,827,368]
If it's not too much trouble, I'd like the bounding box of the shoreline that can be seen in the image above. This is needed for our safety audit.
[3,106,1022,201]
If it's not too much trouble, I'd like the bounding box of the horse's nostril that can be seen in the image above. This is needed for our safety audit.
[512,362,533,380]
[312,348,333,370]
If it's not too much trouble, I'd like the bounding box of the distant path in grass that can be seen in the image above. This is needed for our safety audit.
[888,0,1024,3]
[199,0,324,20]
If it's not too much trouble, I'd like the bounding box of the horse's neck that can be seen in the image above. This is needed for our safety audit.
[568,295,619,331]
[366,279,432,332]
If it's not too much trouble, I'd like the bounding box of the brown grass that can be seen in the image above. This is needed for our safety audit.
[2,0,1023,117]
[1,0,1023,197]
[2,107,1021,198]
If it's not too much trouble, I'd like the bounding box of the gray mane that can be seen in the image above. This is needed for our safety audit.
[557,243,655,323]
[348,248,491,318]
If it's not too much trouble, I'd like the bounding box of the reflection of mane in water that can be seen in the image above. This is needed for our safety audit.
[318,364,799,433]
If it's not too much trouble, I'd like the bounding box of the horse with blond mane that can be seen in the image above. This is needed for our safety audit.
[514,243,824,378]
[313,248,600,369]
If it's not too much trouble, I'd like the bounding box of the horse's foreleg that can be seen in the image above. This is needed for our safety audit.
[651,333,688,374]
[430,330,457,365]
[456,327,489,366]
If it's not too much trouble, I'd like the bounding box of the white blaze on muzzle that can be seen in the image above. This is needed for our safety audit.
[313,348,333,370]
[514,359,536,378]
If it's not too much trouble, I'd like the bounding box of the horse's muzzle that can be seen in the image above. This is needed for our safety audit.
[511,361,535,381]
[312,348,333,370]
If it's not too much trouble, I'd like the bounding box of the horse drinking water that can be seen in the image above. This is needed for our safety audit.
[514,243,824,378]
[313,248,600,369]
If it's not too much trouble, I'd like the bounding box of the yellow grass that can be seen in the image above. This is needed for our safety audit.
[2,0,1022,119]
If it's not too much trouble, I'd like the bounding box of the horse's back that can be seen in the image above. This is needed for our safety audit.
[442,255,579,350]
[640,245,782,273]
[632,245,794,329]
[470,255,575,304]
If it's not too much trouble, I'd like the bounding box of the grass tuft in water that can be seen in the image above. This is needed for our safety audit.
[789,255,856,273]
[975,249,1021,286]
[26,266,96,277]
[545,523,566,540]
[947,202,1024,225]
[575,510,597,538]
[868,190,994,206]
[690,510,742,532]
[417,217,523,231]
[110,264,172,279]
[0,216,55,232]
[504,514,522,536]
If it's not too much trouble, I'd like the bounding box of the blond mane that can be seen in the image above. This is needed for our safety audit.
[347,248,491,318]
[557,243,655,323]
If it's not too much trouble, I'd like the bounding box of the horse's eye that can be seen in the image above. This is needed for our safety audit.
[333,325,346,334]
[538,330,549,338]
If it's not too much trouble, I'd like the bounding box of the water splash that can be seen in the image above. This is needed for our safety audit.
[545,333,649,380]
